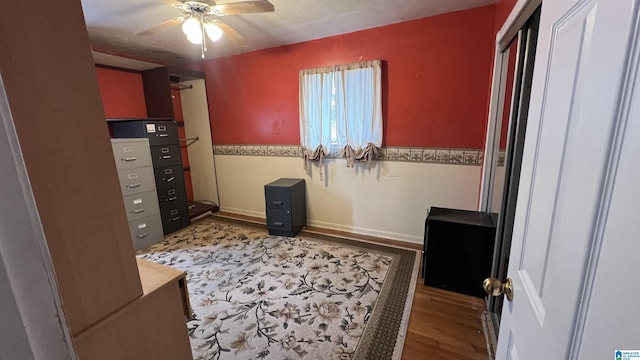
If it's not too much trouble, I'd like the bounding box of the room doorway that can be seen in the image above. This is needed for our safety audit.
[479,3,541,334]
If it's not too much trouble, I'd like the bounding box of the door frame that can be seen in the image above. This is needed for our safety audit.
[0,74,76,359]
[478,0,543,336]
[479,0,543,212]
[488,7,542,333]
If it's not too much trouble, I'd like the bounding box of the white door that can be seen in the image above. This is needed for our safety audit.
[496,0,640,359]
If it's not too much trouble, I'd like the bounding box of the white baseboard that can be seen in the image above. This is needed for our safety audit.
[307,219,423,244]
[220,206,265,219]
[219,206,423,245]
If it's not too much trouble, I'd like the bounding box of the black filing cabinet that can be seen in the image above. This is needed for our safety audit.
[423,207,497,298]
[109,119,190,235]
[264,178,306,236]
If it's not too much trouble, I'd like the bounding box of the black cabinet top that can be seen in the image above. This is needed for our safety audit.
[106,118,175,123]
[265,178,305,188]
[427,207,496,227]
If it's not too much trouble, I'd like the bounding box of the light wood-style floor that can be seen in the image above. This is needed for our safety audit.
[402,282,489,360]
[212,212,489,360]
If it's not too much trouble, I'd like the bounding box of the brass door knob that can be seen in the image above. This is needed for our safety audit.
[483,277,513,301]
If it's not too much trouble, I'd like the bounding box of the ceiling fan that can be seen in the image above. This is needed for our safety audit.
[138,0,275,58]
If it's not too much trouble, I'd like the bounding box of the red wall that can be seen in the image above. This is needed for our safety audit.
[95,67,147,118]
[495,0,519,33]
[192,5,497,149]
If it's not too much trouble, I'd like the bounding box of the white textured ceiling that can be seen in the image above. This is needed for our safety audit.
[83,0,496,66]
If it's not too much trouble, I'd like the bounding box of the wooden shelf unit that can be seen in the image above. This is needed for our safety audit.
[74,259,192,360]
[136,258,193,320]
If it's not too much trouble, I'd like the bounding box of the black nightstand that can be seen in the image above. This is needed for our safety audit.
[264,178,307,236]
[423,207,497,298]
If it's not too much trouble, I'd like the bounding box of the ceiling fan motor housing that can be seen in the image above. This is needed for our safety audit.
[176,1,222,16]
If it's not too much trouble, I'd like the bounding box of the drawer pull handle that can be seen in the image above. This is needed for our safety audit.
[273,222,284,227]
[167,196,178,201]
[272,201,283,206]
[171,216,181,221]
[127,183,141,189]
[124,157,136,162]
[137,232,149,239]
[161,155,172,159]
[132,208,145,214]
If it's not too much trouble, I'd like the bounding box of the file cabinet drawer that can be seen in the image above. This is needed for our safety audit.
[111,139,152,169]
[122,191,161,222]
[266,208,293,232]
[160,205,190,235]
[117,168,156,196]
[265,187,291,210]
[150,145,181,168]
[154,165,186,191]
[128,214,164,251]
[157,184,187,204]
[110,120,179,146]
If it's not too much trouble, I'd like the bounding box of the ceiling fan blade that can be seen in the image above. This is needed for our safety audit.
[214,20,251,47]
[212,1,274,16]
[137,17,184,36]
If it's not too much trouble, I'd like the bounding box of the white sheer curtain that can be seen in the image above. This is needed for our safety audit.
[338,61,382,167]
[299,71,339,174]
[299,60,382,175]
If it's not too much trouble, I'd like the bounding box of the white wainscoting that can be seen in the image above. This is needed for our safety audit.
[214,155,481,244]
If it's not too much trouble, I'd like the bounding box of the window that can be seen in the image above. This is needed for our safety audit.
[299,60,382,176]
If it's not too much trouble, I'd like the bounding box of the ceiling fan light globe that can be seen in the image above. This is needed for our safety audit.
[182,16,201,39]
[186,33,203,44]
[205,22,223,42]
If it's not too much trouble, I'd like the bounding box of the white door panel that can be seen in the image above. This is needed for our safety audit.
[574,35,640,358]
[519,1,594,296]
[496,0,639,359]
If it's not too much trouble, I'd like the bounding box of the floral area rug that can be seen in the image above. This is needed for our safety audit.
[137,217,418,360]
